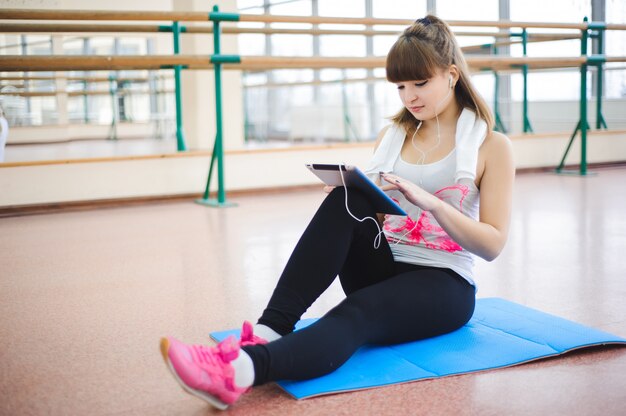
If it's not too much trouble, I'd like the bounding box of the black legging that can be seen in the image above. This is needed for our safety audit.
[242,187,475,385]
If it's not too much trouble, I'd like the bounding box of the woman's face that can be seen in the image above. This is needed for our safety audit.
[395,69,454,121]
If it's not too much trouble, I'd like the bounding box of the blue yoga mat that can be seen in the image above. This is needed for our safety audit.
[211,297,626,399]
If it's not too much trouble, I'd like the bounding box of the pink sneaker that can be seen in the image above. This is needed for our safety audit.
[160,335,248,410]
[239,321,268,346]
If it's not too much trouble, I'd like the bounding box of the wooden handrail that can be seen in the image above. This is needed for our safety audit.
[235,56,592,71]
[462,34,581,53]
[4,54,621,72]
[0,22,584,39]
[8,63,614,93]
[6,60,615,92]
[2,9,625,31]
[241,62,611,88]
[0,75,171,82]
[0,55,212,71]
[0,23,165,33]
[237,14,592,30]
[0,9,212,22]
[0,89,174,97]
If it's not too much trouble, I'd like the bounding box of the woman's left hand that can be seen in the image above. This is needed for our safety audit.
[380,173,442,212]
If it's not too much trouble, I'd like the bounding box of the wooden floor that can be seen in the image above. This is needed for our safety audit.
[1,168,625,415]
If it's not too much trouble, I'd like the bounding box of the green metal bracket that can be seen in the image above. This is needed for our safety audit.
[159,65,189,70]
[172,21,187,151]
[158,24,188,33]
[196,5,238,208]
[211,55,241,64]
[587,21,607,30]
[587,55,606,65]
[208,11,240,22]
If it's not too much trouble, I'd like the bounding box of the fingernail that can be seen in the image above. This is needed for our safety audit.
[395,179,400,183]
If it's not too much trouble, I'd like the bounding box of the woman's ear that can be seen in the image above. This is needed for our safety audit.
[449,65,460,86]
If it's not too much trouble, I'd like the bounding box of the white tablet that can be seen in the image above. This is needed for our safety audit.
[306,163,407,216]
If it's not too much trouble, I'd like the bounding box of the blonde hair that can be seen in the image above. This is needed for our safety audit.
[386,15,494,133]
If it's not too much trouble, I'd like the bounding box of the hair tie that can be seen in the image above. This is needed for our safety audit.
[415,16,432,26]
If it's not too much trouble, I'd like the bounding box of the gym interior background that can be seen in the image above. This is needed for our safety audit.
[0,1,625,415]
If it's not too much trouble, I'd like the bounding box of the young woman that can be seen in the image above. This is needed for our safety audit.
[160,15,514,410]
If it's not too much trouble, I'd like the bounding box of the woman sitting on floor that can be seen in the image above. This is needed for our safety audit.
[159,14,514,410]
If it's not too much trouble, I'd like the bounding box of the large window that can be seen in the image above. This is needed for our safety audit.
[237,0,626,142]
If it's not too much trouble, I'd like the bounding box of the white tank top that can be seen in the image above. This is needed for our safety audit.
[364,109,487,287]
[383,150,480,286]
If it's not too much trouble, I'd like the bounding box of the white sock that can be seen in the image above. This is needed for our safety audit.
[232,349,255,389]
[253,324,282,342]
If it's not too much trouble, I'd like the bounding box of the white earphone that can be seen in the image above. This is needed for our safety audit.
[341,74,456,249]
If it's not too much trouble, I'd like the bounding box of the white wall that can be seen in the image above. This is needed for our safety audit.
[1,131,625,208]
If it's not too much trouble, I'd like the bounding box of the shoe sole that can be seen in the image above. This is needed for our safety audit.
[159,337,230,411]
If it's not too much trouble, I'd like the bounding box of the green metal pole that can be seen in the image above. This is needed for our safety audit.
[521,29,533,133]
[214,17,226,204]
[556,121,580,172]
[172,21,187,151]
[195,5,238,208]
[108,74,117,140]
[243,86,249,143]
[83,79,89,124]
[202,140,219,199]
[580,19,589,175]
[491,43,506,133]
[558,20,592,175]
[198,55,240,204]
[341,78,350,141]
[493,71,507,133]
[595,27,608,129]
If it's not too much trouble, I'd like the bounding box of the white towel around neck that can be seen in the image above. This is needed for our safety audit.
[364,108,487,183]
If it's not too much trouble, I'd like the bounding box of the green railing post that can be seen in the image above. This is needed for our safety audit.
[492,43,506,133]
[593,24,608,129]
[108,74,118,140]
[172,21,187,151]
[521,28,533,133]
[196,5,240,208]
[556,17,593,175]
[82,79,89,124]
[243,85,249,143]
[214,15,226,205]
[493,71,506,132]
[341,79,350,142]
[579,19,589,176]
